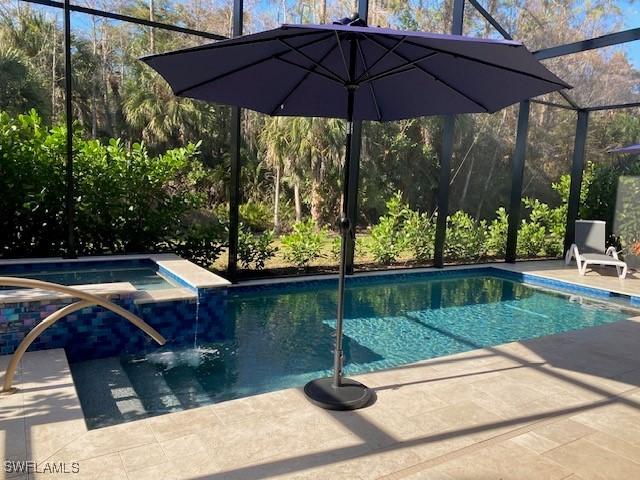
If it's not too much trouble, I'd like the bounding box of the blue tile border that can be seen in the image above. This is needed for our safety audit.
[156,264,198,292]
[229,267,496,296]
[491,269,615,299]
[0,258,152,275]
[2,260,639,361]
[231,265,638,309]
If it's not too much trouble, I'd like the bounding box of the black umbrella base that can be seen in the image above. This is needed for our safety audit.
[304,377,372,410]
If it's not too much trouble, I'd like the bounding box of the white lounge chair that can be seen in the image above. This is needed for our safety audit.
[565,220,628,279]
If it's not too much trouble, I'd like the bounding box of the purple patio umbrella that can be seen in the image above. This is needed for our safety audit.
[142,15,570,410]
[609,144,640,155]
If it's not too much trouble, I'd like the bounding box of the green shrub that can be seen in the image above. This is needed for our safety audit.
[485,207,509,257]
[330,235,343,261]
[238,224,277,269]
[169,222,226,269]
[367,192,410,264]
[282,219,327,268]
[330,235,367,262]
[517,197,565,258]
[404,210,435,262]
[615,176,640,256]
[239,201,272,232]
[0,110,216,262]
[213,203,230,224]
[444,210,486,262]
[517,220,547,258]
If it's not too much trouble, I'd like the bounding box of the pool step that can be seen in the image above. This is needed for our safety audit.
[121,357,186,414]
[71,357,148,426]
[123,350,211,410]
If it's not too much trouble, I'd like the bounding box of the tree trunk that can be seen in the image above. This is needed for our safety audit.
[51,21,57,121]
[101,24,114,136]
[273,164,281,233]
[310,177,322,226]
[149,0,156,54]
[476,148,499,219]
[460,152,476,205]
[294,182,302,222]
[194,0,201,31]
[90,16,98,138]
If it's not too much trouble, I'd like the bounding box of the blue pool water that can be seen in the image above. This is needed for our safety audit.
[1,262,176,291]
[70,273,635,428]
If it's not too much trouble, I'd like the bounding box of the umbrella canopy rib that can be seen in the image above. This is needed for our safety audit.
[361,66,415,84]
[356,41,382,121]
[278,38,346,83]
[402,38,570,89]
[275,57,346,85]
[335,31,351,80]
[145,29,327,60]
[353,36,408,84]
[269,42,340,115]
[359,52,440,86]
[366,35,490,112]
[173,32,335,97]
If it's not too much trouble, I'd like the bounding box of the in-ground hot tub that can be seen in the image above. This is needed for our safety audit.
[0,257,177,291]
[0,254,230,359]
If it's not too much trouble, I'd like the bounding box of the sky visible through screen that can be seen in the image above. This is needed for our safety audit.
[620,0,640,67]
[16,0,640,74]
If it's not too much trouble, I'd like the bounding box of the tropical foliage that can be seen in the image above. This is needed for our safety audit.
[281,219,328,268]
[237,224,277,269]
[1,0,640,272]
[0,109,225,263]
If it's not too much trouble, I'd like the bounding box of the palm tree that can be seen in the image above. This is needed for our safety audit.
[0,6,63,121]
[261,116,292,232]
[290,117,343,225]
[0,48,50,118]
[123,64,205,148]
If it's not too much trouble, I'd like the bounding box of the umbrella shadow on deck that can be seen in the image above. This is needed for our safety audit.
[188,317,640,479]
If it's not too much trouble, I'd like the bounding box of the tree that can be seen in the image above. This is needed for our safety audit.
[289,116,343,225]
[0,5,63,121]
[0,49,50,119]
[261,117,292,232]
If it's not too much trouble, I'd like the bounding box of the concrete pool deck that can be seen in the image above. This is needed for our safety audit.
[1,260,640,479]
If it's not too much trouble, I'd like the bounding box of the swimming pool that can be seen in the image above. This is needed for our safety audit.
[0,259,177,291]
[70,271,636,428]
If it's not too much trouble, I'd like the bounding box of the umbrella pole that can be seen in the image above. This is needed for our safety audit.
[332,119,353,389]
[303,49,371,409]
[333,214,349,388]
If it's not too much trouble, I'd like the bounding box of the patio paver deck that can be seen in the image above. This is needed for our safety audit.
[1,261,640,479]
[495,259,640,297]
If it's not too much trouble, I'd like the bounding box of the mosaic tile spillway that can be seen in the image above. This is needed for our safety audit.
[0,255,231,361]
[0,289,229,361]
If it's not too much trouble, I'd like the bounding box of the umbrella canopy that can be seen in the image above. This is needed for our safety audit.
[142,16,570,411]
[609,144,640,155]
[142,20,569,121]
